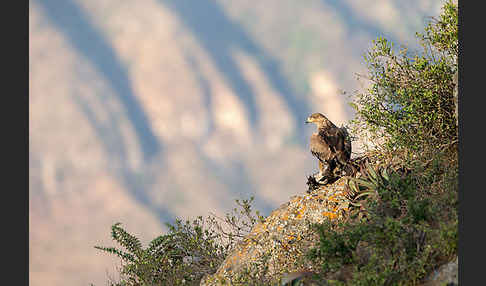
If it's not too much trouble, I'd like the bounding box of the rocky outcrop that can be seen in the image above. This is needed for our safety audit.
[201,173,459,285]
[201,177,352,285]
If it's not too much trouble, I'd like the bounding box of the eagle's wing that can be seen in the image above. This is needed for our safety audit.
[310,133,332,163]
[319,127,352,165]
[319,127,345,153]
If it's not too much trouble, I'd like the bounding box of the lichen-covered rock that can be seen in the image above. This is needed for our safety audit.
[201,177,352,285]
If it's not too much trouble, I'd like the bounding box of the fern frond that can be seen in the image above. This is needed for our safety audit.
[94,246,136,263]
[111,223,143,256]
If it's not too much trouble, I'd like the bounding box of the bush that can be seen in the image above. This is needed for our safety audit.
[308,156,457,285]
[350,0,458,154]
[94,197,264,286]
[307,2,458,285]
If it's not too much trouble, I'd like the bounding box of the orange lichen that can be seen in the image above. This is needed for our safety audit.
[328,193,344,203]
[322,211,338,220]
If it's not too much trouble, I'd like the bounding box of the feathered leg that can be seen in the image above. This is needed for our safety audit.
[318,160,324,178]
[317,160,333,183]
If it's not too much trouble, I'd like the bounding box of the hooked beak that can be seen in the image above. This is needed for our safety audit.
[305,118,311,124]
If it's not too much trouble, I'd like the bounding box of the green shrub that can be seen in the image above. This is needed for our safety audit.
[94,197,264,286]
[351,0,457,154]
[308,155,457,285]
[308,2,458,285]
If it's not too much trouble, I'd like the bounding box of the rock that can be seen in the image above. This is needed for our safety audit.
[201,177,352,285]
[200,173,458,285]
[420,256,458,286]
[280,271,329,286]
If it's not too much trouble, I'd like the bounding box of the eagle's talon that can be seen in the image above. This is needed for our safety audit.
[306,175,322,193]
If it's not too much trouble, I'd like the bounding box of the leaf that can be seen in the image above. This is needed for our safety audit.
[355,191,377,200]
[382,168,390,181]
[348,102,359,111]
[349,177,376,189]
[367,166,379,182]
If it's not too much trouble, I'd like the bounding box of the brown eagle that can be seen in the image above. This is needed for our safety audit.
[305,113,351,181]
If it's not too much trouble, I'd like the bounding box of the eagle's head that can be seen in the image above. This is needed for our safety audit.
[305,112,333,129]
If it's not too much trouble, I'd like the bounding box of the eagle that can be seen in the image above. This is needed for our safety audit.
[305,112,351,182]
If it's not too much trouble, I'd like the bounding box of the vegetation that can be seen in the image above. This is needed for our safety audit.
[95,1,458,285]
[350,0,457,153]
[94,198,265,285]
[307,1,458,285]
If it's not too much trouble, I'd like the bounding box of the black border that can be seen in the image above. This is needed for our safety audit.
[11,0,29,285]
[457,0,463,282]
[458,0,480,285]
